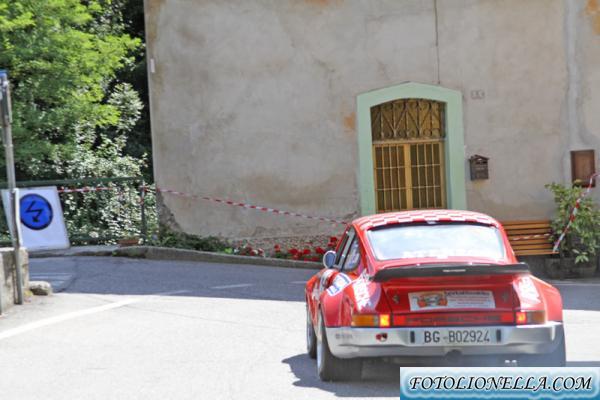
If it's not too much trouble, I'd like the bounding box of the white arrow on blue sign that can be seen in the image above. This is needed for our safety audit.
[2,187,69,251]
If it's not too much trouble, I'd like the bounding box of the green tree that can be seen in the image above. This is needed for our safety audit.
[0,0,143,180]
[0,0,156,243]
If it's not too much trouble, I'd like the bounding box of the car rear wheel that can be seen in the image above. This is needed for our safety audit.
[306,303,317,359]
[316,312,362,381]
[517,334,566,367]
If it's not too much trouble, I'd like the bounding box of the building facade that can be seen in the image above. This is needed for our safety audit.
[144,0,600,241]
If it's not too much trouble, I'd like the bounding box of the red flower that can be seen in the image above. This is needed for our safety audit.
[329,236,338,242]
[274,244,281,250]
[292,254,300,260]
[302,248,311,255]
[289,248,299,255]
[312,256,320,262]
[315,247,325,255]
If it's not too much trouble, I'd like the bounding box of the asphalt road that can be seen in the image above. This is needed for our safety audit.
[0,256,599,400]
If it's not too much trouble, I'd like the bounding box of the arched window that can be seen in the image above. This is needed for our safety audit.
[370,99,446,211]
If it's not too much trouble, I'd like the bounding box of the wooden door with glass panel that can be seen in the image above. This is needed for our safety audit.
[371,98,447,212]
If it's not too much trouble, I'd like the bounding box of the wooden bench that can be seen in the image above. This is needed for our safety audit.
[501,220,556,256]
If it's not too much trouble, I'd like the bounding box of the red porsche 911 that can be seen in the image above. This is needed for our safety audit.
[305,210,565,381]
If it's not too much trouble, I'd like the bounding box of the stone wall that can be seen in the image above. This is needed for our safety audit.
[0,248,29,314]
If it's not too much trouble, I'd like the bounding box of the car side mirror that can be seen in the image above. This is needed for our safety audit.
[323,250,336,269]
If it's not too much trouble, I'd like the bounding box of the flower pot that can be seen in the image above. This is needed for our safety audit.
[544,257,597,279]
[571,259,597,278]
[544,258,571,280]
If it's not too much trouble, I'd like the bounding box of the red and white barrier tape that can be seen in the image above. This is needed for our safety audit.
[58,184,148,206]
[58,186,116,194]
[552,173,599,253]
[510,233,552,242]
[58,180,597,243]
[153,186,348,225]
[59,184,346,224]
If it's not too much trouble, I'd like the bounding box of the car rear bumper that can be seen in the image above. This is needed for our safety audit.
[325,322,564,359]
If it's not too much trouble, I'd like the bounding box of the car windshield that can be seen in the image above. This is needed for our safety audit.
[367,223,505,261]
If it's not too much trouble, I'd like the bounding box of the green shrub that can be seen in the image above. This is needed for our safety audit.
[546,182,600,264]
[153,227,231,252]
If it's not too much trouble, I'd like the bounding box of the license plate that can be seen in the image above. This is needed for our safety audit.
[416,328,497,346]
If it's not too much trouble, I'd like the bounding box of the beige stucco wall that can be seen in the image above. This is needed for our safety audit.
[578,0,600,205]
[145,0,600,239]
[439,0,568,220]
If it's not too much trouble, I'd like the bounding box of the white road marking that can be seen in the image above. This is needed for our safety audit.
[30,276,72,281]
[0,290,189,341]
[210,283,253,290]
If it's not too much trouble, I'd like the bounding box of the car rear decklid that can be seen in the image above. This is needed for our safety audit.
[375,263,530,327]
[372,263,530,282]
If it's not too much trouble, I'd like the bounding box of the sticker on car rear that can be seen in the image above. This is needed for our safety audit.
[409,290,495,311]
[353,271,381,311]
[326,273,351,296]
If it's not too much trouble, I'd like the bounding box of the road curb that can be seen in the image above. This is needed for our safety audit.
[31,245,322,270]
[115,246,322,270]
[31,246,118,258]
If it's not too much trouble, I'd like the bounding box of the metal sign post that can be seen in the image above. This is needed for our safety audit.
[0,70,24,305]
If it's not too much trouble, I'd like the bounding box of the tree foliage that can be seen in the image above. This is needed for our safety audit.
[0,0,155,243]
[0,0,145,180]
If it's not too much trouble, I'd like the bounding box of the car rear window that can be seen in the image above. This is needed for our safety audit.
[367,223,505,261]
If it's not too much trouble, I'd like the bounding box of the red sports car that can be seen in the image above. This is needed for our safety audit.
[305,210,565,381]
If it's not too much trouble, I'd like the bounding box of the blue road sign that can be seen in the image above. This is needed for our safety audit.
[20,193,53,230]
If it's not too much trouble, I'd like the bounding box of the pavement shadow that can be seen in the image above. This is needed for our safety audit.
[32,257,600,312]
[567,361,600,366]
[282,354,399,398]
[554,283,600,312]
[281,353,600,398]
[30,256,316,302]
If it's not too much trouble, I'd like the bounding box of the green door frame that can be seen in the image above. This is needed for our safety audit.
[356,82,467,215]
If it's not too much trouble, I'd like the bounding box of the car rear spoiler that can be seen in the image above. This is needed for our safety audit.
[371,263,530,282]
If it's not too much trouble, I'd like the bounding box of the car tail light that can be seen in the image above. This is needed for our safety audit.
[351,313,391,327]
[515,310,546,325]
[379,314,390,327]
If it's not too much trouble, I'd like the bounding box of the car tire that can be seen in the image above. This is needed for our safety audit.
[517,334,566,367]
[306,303,317,359]
[316,312,362,381]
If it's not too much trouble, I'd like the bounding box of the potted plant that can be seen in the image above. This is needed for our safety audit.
[545,182,600,279]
